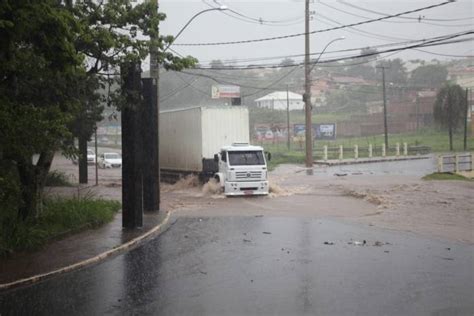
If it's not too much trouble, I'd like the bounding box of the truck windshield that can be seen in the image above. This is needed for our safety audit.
[228,151,265,166]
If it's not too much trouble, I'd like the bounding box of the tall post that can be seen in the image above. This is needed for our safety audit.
[379,66,389,150]
[142,78,160,212]
[464,88,468,151]
[286,85,290,151]
[94,127,98,186]
[149,0,161,211]
[121,61,144,229]
[304,0,313,172]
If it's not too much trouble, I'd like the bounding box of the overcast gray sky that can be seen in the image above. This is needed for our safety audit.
[154,0,473,68]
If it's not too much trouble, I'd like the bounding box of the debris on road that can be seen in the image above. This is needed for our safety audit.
[243,239,252,243]
[263,232,272,235]
[323,241,335,245]
[334,173,348,177]
[348,240,367,246]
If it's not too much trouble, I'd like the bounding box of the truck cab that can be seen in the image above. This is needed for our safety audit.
[214,143,269,196]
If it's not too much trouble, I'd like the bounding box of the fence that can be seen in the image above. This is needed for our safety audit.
[437,153,473,173]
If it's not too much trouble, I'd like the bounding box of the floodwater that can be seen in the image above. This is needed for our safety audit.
[1,216,472,315]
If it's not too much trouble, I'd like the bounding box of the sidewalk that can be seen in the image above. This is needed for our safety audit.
[0,201,171,290]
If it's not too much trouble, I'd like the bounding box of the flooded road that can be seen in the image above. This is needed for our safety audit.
[1,216,473,315]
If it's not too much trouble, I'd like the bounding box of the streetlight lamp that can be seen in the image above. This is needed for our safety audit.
[163,6,228,53]
[145,5,227,212]
[304,36,345,173]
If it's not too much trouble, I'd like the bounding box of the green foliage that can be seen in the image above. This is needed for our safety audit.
[376,58,408,85]
[434,84,466,130]
[0,197,121,256]
[422,172,472,181]
[434,83,467,150]
[410,64,448,88]
[44,171,73,187]
[0,0,196,222]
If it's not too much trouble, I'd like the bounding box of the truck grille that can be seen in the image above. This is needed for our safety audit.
[235,171,262,180]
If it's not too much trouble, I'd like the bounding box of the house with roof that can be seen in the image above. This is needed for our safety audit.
[255,91,304,111]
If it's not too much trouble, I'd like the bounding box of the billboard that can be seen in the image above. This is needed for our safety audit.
[293,123,337,140]
[211,85,240,99]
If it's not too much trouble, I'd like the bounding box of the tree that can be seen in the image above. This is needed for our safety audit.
[0,0,196,221]
[0,1,83,219]
[376,58,407,85]
[279,58,295,67]
[210,60,225,69]
[410,64,448,89]
[433,84,466,151]
[344,47,378,81]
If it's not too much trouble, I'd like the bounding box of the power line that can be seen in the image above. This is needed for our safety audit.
[193,31,474,69]
[189,33,464,66]
[337,0,473,22]
[173,1,456,46]
[323,1,473,27]
[202,0,305,26]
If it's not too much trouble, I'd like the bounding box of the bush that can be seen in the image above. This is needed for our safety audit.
[0,196,121,256]
[44,170,73,187]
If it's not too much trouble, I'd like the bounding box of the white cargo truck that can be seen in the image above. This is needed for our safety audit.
[159,106,270,196]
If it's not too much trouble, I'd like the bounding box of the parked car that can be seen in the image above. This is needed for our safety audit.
[98,152,122,168]
[72,149,96,165]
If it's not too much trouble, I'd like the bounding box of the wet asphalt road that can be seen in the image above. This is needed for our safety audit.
[1,215,473,316]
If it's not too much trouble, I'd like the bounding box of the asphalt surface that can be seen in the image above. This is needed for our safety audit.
[1,215,473,316]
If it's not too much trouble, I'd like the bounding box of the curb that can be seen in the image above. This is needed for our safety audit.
[0,211,171,291]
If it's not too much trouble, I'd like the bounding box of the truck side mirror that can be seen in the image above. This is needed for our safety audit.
[266,152,271,161]
[214,154,219,163]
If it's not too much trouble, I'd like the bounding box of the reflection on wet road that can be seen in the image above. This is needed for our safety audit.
[1,216,473,315]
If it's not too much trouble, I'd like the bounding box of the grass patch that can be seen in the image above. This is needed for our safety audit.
[45,170,74,187]
[422,172,472,181]
[0,197,121,256]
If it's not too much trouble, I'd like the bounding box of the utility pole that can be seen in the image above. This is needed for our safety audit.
[377,65,389,150]
[286,85,290,151]
[464,88,468,151]
[94,127,98,186]
[147,0,160,212]
[304,0,313,172]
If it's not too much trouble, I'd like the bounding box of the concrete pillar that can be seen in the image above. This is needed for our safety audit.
[323,145,328,162]
[369,144,373,158]
[396,143,400,156]
[382,144,386,157]
[403,142,408,156]
[339,145,343,161]
[354,144,358,160]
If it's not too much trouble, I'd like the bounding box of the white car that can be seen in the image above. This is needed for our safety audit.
[98,152,122,168]
[72,149,96,165]
[87,149,96,164]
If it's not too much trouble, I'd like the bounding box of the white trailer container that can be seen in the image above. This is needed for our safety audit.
[160,106,270,195]
[159,106,250,173]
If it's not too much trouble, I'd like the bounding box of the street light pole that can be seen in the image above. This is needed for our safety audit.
[303,0,344,171]
[146,4,227,211]
[377,65,389,150]
[304,0,312,172]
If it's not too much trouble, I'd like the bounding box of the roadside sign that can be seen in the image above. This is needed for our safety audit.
[293,123,337,140]
[211,85,240,99]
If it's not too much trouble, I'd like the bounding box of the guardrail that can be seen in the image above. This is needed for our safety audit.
[437,153,473,173]
[319,142,431,161]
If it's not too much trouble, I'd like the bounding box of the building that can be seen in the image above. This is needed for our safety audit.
[255,91,304,111]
